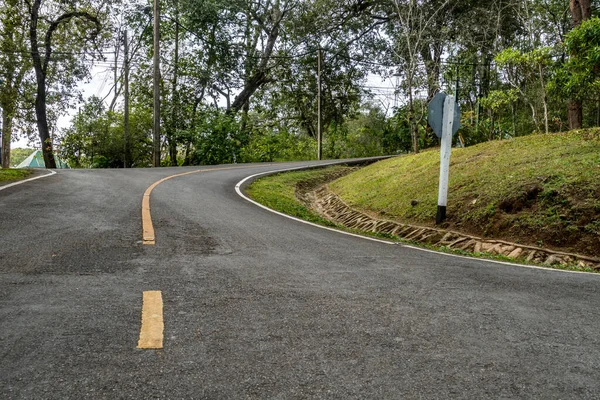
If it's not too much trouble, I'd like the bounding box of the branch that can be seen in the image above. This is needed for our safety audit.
[43,11,102,75]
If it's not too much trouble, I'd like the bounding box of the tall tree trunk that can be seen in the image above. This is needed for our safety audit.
[420,44,442,101]
[408,80,418,154]
[1,113,13,168]
[33,76,57,168]
[568,0,592,129]
[228,3,282,114]
[1,0,29,169]
[0,86,18,169]
[568,101,583,129]
[29,2,100,169]
[239,11,254,133]
[29,0,57,169]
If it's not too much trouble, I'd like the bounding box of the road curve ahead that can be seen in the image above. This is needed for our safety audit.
[1,161,599,399]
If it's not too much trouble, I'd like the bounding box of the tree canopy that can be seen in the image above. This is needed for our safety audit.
[0,0,598,168]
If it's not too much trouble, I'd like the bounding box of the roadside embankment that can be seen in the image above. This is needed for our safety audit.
[0,169,33,185]
[247,130,600,272]
[330,130,600,259]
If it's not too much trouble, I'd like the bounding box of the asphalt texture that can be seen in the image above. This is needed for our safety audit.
[1,161,599,399]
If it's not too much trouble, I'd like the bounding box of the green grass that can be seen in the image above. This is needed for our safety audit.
[330,130,600,256]
[0,169,33,183]
[246,166,351,227]
[331,130,600,222]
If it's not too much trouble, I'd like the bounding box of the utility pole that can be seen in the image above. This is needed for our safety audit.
[454,64,459,100]
[169,0,180,166]
[152,0,161,167]
[317,48,322,161]
[123,30,130,168]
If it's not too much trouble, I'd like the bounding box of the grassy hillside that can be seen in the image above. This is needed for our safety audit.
[330,130,600,257]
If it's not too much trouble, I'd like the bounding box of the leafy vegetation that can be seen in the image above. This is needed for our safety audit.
[1,0,599,168]
[8,148,34,167]
[1,2,597,271]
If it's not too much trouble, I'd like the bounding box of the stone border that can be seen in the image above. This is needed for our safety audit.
[299,184,600,271]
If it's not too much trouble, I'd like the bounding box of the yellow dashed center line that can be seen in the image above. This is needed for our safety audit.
[137,290,164,349]
[141,165,271,245]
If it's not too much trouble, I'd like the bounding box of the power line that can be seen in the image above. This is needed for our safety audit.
[0,48,120,56]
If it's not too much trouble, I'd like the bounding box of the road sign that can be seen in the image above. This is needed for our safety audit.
[428,92,461,138]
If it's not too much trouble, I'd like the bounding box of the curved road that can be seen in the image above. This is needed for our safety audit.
[1,161,599,398]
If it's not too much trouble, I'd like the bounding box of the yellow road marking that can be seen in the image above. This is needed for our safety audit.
[141,165,271,245]
[137,291,164,349]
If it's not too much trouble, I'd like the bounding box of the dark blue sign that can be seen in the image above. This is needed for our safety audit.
[428,92,461,138]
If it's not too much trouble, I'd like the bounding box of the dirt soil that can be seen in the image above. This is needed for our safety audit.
[443,182,600,258]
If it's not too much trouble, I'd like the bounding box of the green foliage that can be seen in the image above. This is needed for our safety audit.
[495,47,553,69]
[240,128,317,163]
[550,17,600,101]
[189,110,244,165]
[480,89,519,111]
[0,0,34,167]
[46,0,600,166]
[59,96,153,168]
[9,148,34,167]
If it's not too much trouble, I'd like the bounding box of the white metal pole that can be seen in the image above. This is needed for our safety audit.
[436,95,455,224]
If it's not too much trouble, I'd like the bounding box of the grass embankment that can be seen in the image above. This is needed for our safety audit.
[246,166,351,227]
[0,169,33,183]
[330,130,600,257]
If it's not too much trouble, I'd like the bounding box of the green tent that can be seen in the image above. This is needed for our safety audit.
[16,150,70,169]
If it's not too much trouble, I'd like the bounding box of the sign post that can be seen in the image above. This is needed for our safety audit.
[428,92,460,225]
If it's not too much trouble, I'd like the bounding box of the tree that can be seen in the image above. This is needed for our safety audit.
[568,0,592,129]
[389,0,451,154]
[480,88,519,139]
[9,147,35,167]
[60,96,153,168]
[495,47,553,133]
[550,17,600,127]
[58,0,592,167]
[28,0,103,168]
[0,0,31,168]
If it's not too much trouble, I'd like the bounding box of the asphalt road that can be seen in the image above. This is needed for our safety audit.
[1,161,599,399]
